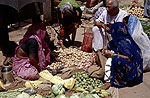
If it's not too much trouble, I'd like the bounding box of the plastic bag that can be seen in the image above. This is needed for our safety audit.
[81,30,93,53]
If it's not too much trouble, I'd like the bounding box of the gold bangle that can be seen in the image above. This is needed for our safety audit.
[111,53,115,58]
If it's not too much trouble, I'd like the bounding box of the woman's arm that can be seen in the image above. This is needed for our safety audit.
[29,54,41,72]
[104,50,131,61]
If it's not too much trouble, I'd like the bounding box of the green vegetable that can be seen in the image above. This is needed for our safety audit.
[120,4,130,8]
[92,94,100,98]
[139,18,150,36]
[52,84,65,95]
[69,93,80,98]
[30,94,43,98]
[0,87,27,98]
[46,91,55,98]
[58,0,80,8]
[73,71,104,90]
[84,94,94,98]
[56,94,67,98]
[16,92,30,98]
[101,90,111,97]
[79,93,85,98]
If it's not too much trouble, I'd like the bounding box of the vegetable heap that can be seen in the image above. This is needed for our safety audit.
[69,89,111,98]
[72,72,104,90]
[48,47,91,69]
[139,18,150,36]
[46,84,111,98]
[121,6,144,18]
[16,92,43,98]
[0,88,27,98]
[52,84,65,95]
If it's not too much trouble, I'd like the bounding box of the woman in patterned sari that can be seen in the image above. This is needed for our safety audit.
[103,22,143,88]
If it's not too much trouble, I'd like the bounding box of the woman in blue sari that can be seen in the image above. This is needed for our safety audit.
[103,22,143,88]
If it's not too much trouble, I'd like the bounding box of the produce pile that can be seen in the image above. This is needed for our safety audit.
[0,86,45,98]
[46,84,111,98]
[16,92,43,98]
[122,6,144,18]
[127,7,144,18]
[48,47,92,69]
[39,70,111,98]
[139,18,150,36]
[72,72,104,90]
[0,88,27,98]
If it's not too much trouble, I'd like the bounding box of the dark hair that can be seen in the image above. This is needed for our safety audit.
[103,0,106,7]
[32,15,42,23]
[123,15,130,24]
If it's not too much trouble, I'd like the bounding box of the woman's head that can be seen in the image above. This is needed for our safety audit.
[106,0,119,16]
[110,22,131,41]
[60,2,74,17]
[32,15,42,24]
[123,15,130,26]
[124,15,140,36]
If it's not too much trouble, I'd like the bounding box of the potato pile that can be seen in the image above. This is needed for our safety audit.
[49,47,92,69]
[47,62,63,70]
[122,7,144,18]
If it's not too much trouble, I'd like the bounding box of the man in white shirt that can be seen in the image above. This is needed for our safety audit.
[92,0,128,51]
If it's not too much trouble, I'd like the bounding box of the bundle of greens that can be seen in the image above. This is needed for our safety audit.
[139,18,150,36]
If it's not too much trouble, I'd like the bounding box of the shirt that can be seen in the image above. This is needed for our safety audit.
[96,8,128,24]
[21,38,38,55]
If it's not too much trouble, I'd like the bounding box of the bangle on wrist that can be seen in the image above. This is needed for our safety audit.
[111,53,115,58]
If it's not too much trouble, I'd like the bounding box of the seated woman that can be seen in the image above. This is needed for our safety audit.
[103,22,143,88]
[13,17,51,80]
[123,15,150,71]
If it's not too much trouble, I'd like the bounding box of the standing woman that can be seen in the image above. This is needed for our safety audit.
[57,0,82,46]
[103,22,143,88]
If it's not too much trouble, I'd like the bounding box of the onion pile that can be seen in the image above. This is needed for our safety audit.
[122,7,144,18]
[48,47,92,69]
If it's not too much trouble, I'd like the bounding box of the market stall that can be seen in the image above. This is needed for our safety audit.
[0,46,112,98]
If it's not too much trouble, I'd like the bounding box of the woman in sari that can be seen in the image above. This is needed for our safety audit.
[57,0,82,47]
[123,15,150,71]
[103,22,143,88]
[13,17,51,80]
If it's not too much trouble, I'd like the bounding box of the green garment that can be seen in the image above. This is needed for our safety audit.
[58,0,80,8]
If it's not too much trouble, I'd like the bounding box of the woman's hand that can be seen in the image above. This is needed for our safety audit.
[103,46,108,50]
[105,26,110,32]
[104,50,112,58]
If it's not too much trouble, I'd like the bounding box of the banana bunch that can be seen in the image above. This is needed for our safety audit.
[98,90,111,98]
[90,89,111,98]
[39,70,76,89]
[25,81,43,88]
[0,80,5,91]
